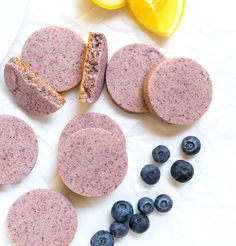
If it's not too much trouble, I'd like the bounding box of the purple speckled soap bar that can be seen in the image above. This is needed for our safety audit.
[0,115,38,184]
[58,128,128,197]
[79,32,108,103]
[7,189,77,246]
[106,44,165,113]
[4,57,65,115]
[21,26,86,92]
[59,112,126,150]
[143,58,213,125]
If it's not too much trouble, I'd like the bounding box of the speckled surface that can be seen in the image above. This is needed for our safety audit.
[2,0,236,245]
[58,128,128,197]
[143,58,213,125]
[78,32,108,103]
[21,26,86,92]
[0,115,38,184]
[59,112,126,150]
[7,189,77,246]
[4,57,66,115]
[106,43,165,113]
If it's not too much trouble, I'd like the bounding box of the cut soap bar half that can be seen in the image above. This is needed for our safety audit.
[78,32,108,104]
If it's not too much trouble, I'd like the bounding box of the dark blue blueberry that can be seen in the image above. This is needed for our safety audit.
[154,194,173,213]
[137,197,154,215]
[171,160,194,183]
[109,222,129,238]
[140,164,161,185]
[90,230,114,246]
[181,136,201,155]
[111,200,134,222]
[152,145,170,163]
[129,213,150,233]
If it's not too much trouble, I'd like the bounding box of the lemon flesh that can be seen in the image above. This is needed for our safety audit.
[128,0,185,38]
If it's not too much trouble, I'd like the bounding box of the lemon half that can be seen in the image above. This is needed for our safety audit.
[128,0,185,38]
[91,0,126,10]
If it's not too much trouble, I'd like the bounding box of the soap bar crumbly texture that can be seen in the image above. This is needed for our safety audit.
[79,32,108,103]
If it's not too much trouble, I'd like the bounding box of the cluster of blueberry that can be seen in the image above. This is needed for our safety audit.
[90,136,201,246]
[141,136,201,185]
[90,194,173,246]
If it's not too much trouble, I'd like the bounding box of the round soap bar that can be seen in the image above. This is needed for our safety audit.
[106,44,165,113]
[58,128,128,197]
[7,189,77,246]
[59,112,126,149]
[143,58,213,125]
[0,115,38,184]
[21,26,86,92]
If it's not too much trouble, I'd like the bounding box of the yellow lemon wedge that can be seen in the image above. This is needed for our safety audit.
[91,0,126,10]
[128,0,185,38]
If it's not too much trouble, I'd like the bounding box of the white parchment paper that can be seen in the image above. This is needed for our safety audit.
[0,0,236,245]
[0,0,28,63]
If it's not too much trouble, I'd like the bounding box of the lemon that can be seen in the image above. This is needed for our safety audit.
[128,0,185,38]
[91,0,126,10]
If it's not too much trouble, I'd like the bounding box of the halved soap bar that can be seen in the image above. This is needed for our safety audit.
[4,57,65,115]
[78,32,108,104]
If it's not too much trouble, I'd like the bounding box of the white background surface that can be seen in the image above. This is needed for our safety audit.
[0,0,29,62]
[0,0,236,245]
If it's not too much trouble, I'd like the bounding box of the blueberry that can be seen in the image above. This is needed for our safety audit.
[171,160,194,183]
[129,213,150,233]
[90,230,114,246]
[137,197,154,215]
[140,164,161,185]
[109,222,129,238]
[181,136,201,155]
[111,200,134,222]
[152,145,170,163]
[154,194,173,213]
